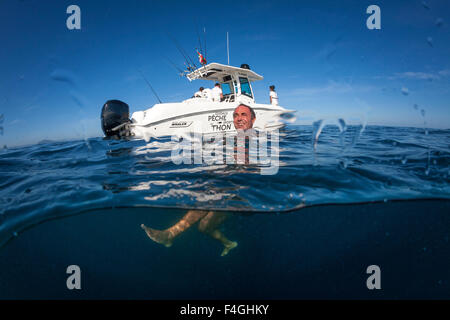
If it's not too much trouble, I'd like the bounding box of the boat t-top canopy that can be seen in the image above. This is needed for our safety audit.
[186,63,264,82]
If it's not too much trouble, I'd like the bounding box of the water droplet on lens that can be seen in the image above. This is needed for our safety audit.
[392,141,397,146]
[422,1,430,9]
[50,69,77,86]
[71,91,86,108]
[85,138,92,151]
[427,37,433,47]
[280,112,295,120]
[401,87,409,96]
[312,119,325,151]
[435,18,444,27]
[383,198,388,203]
[337,118,347,132]
[401,156,407,164]
[413,104,419,110]
[420,109,426,117]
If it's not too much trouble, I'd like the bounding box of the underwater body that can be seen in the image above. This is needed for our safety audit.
[0,124,449,299]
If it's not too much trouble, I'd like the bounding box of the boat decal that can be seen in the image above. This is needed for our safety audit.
[211,122,233,131]
[170,121,193,128]
[208,112,227,122]
[138,107,280,128]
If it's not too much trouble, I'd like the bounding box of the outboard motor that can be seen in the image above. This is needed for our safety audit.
[101,100,132,138]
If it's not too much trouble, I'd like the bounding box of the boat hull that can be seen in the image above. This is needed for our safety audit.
[129,99,293,141]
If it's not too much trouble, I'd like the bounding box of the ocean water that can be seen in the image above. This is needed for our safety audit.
[0,125,449,299]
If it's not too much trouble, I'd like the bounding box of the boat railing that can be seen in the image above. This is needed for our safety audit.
[223,94,235,103]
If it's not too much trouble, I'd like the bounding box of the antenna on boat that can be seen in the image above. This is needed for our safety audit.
[138,70,162,104]
[227,32,230,65]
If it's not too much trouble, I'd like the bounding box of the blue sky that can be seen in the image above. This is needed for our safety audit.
[1,0,449,147]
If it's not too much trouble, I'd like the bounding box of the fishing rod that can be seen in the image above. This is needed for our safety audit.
[164,56,184,76]
[184,62,194,73]
[165,32,191,70]
[203,27,207,62]
[138,70,162,104]
[179,39,198,70]
[166,32,198,71]
[194,18,203,56]
[180,44,198,70]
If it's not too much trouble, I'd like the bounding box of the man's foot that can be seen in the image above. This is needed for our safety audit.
[141,224,173,247]
[221,241,238,256]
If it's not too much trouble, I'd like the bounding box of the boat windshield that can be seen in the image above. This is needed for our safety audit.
[239,77,253,98]
[221,82,233,95]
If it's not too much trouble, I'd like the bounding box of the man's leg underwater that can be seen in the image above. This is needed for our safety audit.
[141,210,208,247]
[198,211,238,256]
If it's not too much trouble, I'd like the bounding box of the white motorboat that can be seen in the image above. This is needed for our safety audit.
[101,62,294,140]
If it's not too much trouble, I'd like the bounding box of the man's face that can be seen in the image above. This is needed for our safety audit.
[233,105,255,130]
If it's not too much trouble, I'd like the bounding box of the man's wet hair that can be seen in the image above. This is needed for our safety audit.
[199,87,204,91]
[270,85,275,90]
[215,83,220,87]
[236,103,256,119]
